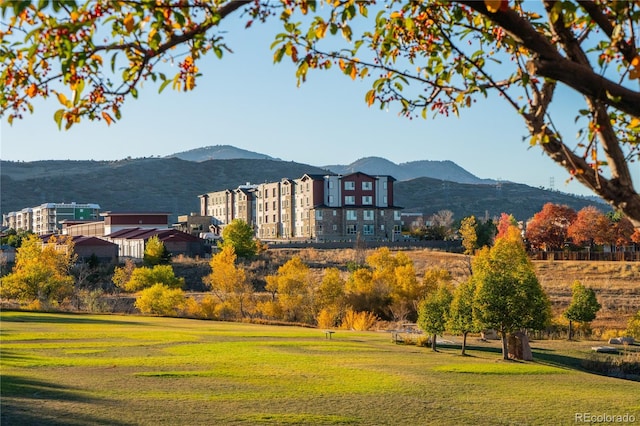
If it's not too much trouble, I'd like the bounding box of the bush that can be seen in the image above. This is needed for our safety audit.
[134,284,185,316]
[341,309,378,331]
[626,311,640,339]
[125,265,184,292]
[317,307,340,329]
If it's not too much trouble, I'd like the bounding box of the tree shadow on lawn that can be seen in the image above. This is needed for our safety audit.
[439,341,580,369]
[439,340,640,381]
[1,311,141,326]
[1,375,133,426]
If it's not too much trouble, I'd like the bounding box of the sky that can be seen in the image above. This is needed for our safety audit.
[2,7,636,198]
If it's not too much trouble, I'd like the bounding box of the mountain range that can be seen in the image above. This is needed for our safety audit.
[1,145,605,224]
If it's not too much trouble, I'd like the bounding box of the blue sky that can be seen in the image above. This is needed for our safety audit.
[2,8,632,197]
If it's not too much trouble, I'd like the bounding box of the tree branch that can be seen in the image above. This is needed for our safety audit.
[456,0,640,117]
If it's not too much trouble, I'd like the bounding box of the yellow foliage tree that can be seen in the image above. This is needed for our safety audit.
[134,283,186,316]
[264,256,314,323]
[204,245,254,319]
[0,234,75,305]
[316,267,347,328]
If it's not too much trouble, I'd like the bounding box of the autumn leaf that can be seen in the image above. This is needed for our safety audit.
[26,83,37,98]
[365,89,375,107]
[123,14,134,33]
[102,111,113,125]
[56,92,70,107]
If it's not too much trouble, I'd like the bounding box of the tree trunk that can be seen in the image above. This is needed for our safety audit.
[461,331,468,356]
[568,319,573,340]
[432,333,437,351]
[501,330,509,360]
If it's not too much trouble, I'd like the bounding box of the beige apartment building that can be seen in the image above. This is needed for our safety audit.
[3,202,101,235]
[199,172,402,241]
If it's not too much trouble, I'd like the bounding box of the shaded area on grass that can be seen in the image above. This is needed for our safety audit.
[1,312,141,326]
[0,375,132,426]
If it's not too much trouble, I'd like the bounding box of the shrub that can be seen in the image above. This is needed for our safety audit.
[134,284,185,316]
[316,307,340,329]
[125,265,184,292]
[199,295,218,319]
[626,311,640,339]
[341,309,378,331]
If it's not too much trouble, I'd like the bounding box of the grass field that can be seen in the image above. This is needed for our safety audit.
[1,311,639,425]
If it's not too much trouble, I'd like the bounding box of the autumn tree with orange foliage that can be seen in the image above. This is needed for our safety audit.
[525,203,576,250]
[567,206,611,247]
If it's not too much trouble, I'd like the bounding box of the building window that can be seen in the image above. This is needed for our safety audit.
[316,210,323,220]
[383,181,388,190]
[333,224,337,231]
[362,196,372,205]
[328,195,334,204]
[363,224,374,235]
[380,210,385,216]
[394,225,401,233]
[345,196,355,205]
[273,214,276,223]
[346,210,357,220]
[329,180,334,189]
[362,181,372,190]
[394,210,401,220]
[317,225,323,234]
[344,181,355,190]
[265,216,268,223]
[347,224,357,234]
[273,188,276,197]
[273,201,276,210]
[383,195,388,204]
[333,210,337,216]
[363,210,374,221]
[265,203,269,211]
[380,224,385,230]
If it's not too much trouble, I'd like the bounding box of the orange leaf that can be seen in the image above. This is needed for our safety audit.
[102,111,113,126]
[631,56,640,67]
[338,58,345,71]
[26,83,37,98]
[123,14,134,33]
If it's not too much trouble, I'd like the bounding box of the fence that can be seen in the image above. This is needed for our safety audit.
[530,251,640,261]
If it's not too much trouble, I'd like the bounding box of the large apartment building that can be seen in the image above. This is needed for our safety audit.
[199,172,402,241]
[3,202,101,235]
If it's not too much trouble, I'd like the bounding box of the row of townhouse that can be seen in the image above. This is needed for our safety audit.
[199,172,404,241]
[2,203,101,235]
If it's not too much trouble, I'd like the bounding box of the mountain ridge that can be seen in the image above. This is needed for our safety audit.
[1,156,603,224]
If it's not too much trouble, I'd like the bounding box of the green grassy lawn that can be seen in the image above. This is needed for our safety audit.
[1,311,638,425]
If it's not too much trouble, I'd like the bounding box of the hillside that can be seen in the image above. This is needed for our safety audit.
[167,145,279,162]
[1,159,603,222]
[0,158,329,218]
[394,177,605,222]
[324,156,494,184]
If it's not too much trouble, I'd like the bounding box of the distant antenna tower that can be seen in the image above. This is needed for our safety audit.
[549,176,555,191]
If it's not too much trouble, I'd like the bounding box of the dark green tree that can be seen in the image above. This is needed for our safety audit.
[473,230,551,360]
